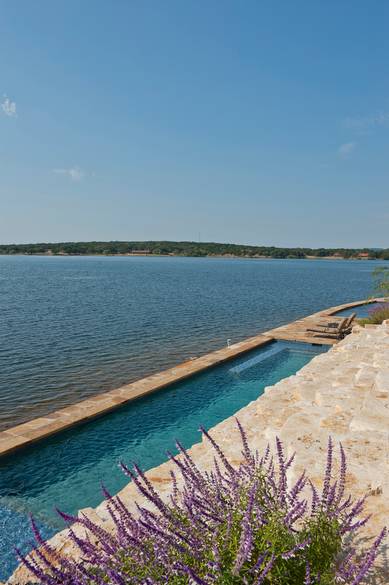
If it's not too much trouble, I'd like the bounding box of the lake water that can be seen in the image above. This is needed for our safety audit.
[0,255,384,431]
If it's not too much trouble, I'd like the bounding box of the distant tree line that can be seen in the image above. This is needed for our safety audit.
[0,241,388,260]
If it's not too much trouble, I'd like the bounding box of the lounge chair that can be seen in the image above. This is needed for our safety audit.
[314,313,356,330]
[307,314,356,339]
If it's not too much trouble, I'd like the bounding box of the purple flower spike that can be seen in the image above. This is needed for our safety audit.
[16,424,385,585]
[304,561,311,585]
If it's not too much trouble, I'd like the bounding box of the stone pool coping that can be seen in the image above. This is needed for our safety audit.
[0,298,381,458]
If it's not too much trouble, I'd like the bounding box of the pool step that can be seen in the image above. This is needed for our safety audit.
[229,344,322,375]
[229,345,283,374]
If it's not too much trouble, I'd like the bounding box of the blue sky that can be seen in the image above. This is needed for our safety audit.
[1,1,389,247]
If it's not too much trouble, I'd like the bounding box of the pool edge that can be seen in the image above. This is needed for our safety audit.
[0,297,380,458]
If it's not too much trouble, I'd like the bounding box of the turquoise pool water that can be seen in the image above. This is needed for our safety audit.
[0,340,327,580]
[335,301,382,318]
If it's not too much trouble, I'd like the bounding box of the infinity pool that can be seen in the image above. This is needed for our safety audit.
[0,340,327,580]
[335,301,386,318]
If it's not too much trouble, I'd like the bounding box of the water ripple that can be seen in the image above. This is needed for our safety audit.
[0,255,381,430]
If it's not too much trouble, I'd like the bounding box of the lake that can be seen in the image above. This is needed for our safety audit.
[0,255,383,431]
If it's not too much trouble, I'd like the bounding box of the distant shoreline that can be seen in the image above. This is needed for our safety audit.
[0,252,386,261]
[0,240,387,261]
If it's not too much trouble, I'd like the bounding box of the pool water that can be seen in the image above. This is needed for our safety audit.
[0,340,327,580]
[335,301,381,318]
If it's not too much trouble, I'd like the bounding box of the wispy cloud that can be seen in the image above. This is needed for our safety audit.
[53,166,86,181]
[1,95,17,117]
[337,141,357,159]
[343,111,389,132]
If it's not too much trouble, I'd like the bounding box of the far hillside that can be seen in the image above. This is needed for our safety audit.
[0,241,388,260]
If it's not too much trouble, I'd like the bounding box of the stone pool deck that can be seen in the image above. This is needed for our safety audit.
[0,298,379,458]
[8,316,389,583]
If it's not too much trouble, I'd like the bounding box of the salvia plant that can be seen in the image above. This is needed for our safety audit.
[364,302,389,325]
[18,421,386,584]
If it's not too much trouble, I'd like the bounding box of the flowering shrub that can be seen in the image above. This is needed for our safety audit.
[360,302,389,325]
[18,421,385,584]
